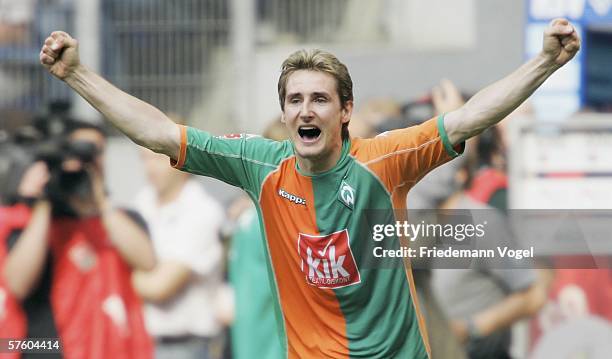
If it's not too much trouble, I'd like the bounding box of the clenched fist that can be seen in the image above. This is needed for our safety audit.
[542,18,580,67]
[39,31,80,80]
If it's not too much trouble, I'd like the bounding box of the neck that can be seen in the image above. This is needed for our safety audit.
[157,178,187,206]
[296,141,344,175]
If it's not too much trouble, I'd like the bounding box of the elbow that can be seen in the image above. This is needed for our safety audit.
[125,228,157,271]
[132,271,171,304]
[4,282,27,301]
[8,285,28,301]
[144,243,158,270]
[445,107,474,144]
[143,255,157,271]
[136,252,157,271]
[146,288,175,304]
[2,269,30,301]
[132,263,192,304]
[130,132,160,154]
[131,121,178,157]
[452,104,502,141]
[125,244,157,271]
[528,290,548,316]
[136,281,176,304]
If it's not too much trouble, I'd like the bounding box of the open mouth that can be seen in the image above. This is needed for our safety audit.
[298,126,322,142]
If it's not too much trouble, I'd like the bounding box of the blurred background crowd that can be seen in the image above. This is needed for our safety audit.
[1,0,611,358]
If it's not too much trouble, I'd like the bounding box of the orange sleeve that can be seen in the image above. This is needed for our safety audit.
[351,115,463,194]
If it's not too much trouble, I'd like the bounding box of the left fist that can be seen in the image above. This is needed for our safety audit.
[542,18,581,67]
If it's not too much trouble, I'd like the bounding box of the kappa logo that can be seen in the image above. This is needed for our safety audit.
[339,181,355,209]
[278,188,306,206]
[297,229,361,289]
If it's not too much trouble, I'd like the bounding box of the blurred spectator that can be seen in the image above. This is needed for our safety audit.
[433,198,548,358]
[431,134,548,359]
[464,101,534,212]
[0,0,36,108]
[464,126,508,211]
[132,145,226,359]
[0,177,34,359]
[0,0,35,43]
[405,81,545,358]
[404,79,470,359]
[407,79,474,210]
[347,112,375,139]
[2,120,155,359]
[226,120,287,359]
[356,97,403,131]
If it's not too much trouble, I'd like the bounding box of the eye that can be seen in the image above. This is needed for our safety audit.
[314,96,327,103]
[289,97,301,104]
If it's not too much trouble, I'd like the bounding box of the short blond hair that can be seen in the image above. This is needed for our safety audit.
[278,49,353,139]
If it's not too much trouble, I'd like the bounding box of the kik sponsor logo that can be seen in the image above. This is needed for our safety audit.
[297,229,361,288]
[278,188,306,206]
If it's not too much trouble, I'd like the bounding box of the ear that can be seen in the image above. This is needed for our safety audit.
[280,113,286,124]
[341,101,353,125]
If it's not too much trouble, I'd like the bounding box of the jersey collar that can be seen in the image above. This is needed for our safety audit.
[294,138,352,177]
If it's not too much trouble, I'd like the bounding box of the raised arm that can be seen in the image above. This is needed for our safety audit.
[39,31,179,159]
[3,201,51,300]
[444,18,580,144]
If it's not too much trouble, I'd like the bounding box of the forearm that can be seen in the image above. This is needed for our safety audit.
[64,65,179,158]
[101,208,156,271]
[2,201,51,300]
[472,284,546,336]
[132,261,192,303]
[445,54,558,144]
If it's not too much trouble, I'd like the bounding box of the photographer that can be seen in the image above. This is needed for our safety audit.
[2,120,156,359]
[0,176,32,359]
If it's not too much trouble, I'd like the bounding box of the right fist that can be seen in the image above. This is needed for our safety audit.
[40,31,80,80]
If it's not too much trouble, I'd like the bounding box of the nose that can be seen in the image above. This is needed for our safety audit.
[299,99,314,121]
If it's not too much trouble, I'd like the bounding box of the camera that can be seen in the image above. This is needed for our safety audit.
[38,138,100,209]
[1,102,102,213]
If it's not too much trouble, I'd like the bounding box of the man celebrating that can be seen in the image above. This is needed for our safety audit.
[39,19,579,358]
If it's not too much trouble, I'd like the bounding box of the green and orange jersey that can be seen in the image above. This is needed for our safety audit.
[172,116,463,358]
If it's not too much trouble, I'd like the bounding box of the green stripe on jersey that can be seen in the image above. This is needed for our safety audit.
[309,142,427,358]
[437,114,461,158]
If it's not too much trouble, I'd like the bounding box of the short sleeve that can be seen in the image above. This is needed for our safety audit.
[355,116,464,193]
[436,114,463,158]
[120,209,149,235]
[171,126,290,197]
